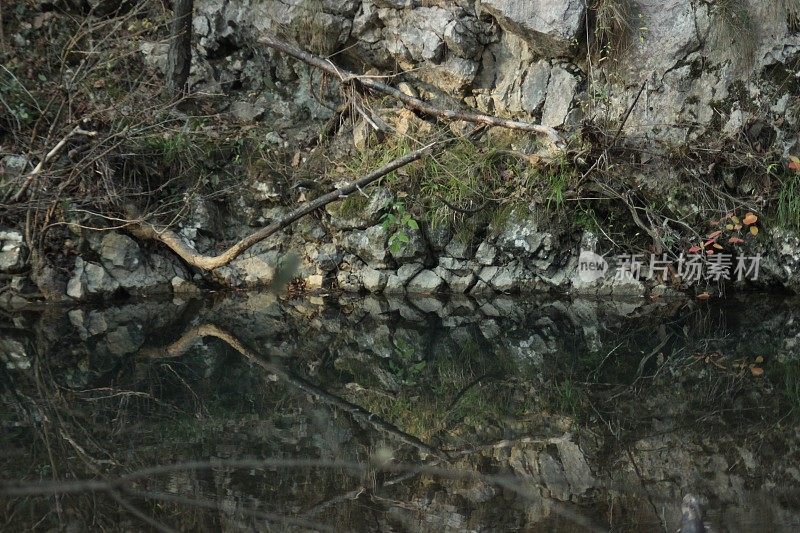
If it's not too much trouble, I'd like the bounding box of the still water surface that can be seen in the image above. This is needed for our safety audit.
[2,292,800,531]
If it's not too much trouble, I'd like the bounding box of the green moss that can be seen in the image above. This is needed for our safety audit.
[334,194,371,219]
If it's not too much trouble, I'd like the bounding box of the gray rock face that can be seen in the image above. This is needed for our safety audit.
[406,269,444,294]
[340,225,391,268]
[520,60,551,114]
[541,65,579,127]
[311,243,342,272]
[2,155,29,176]
[65,232,186,299]
[477,0,585,55]
[494,213,547,258]
[0,336,31,370]
[385,262,424,293]
[67,258,119,299]
[362,267,388,292]
[389,228,427,264]
[0,229,27,273]
[99,233,142,271]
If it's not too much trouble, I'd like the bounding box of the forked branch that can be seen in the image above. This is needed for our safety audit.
[129,141,440,270]
[259,35,563,147]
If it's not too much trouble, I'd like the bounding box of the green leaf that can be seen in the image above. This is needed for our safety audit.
[407,219,419,230]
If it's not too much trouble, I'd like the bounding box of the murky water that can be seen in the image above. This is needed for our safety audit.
[2,292,800,531]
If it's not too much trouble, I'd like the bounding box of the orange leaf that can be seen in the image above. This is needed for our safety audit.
[728,237,744,244]
[743,212,758,225]
[790,156,800,171]
[750,226,759,236]
[697,292,711,300]
[707,230,722,239]
[750,366,764,377]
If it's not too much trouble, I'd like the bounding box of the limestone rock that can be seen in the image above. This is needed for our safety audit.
[67,258,120,299]
[385,262,424,293]
[362,267,388,292]
[340,225,391,268]
[541,65,579,127]
[406,269,444,294]
[520,60,551,113]
[389,228,427,264]
[311,243,342,272]
[477,0,585,55]
[99,233,142,271]
[0,229,27,273]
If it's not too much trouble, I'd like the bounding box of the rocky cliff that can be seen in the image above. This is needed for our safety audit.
[2,0,800,300]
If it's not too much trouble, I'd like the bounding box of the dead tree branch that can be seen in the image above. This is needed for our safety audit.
[8,125,98,202]
[128,140,442,270]
[258,35,563,147]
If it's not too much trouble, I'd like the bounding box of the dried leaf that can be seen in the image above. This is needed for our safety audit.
[707,230,722,239]
[728,237,744,244]
[750,226,759,236]
[292,152,301,167]
[697,292,711,300]
[731,215,741,225]
[726,224,735,231]
[734,224,742,231]
[750,366,764,377]
[789,156,800,171]
[688,245,701,253]
[713,243,724,250]
[755,355,765,364]
[743,212,758,225]
[706,249,715,255]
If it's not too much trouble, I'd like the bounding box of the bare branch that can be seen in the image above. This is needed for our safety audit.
[128,140,444,271]
[258,35,563,147]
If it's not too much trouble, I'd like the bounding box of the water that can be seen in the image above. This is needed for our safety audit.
[2,292,800,531]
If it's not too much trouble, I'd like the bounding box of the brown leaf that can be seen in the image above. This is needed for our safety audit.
[750,366,764,377]
[750,226,759,236]
[696,292,711,300]
[743,212,758,225]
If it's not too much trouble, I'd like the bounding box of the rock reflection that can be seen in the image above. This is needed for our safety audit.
[2,293,800,531]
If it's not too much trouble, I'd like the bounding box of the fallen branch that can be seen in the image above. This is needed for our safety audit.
[129,140,442,270]
[8,125,98,202]
[259,35,563,147]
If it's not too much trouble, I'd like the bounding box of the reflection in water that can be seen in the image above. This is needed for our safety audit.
[2,292,800,531]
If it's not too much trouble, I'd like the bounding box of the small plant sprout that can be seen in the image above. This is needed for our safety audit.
[381,201,420,255]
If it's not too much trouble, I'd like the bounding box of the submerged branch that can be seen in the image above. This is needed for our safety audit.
[139,323,447,459]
